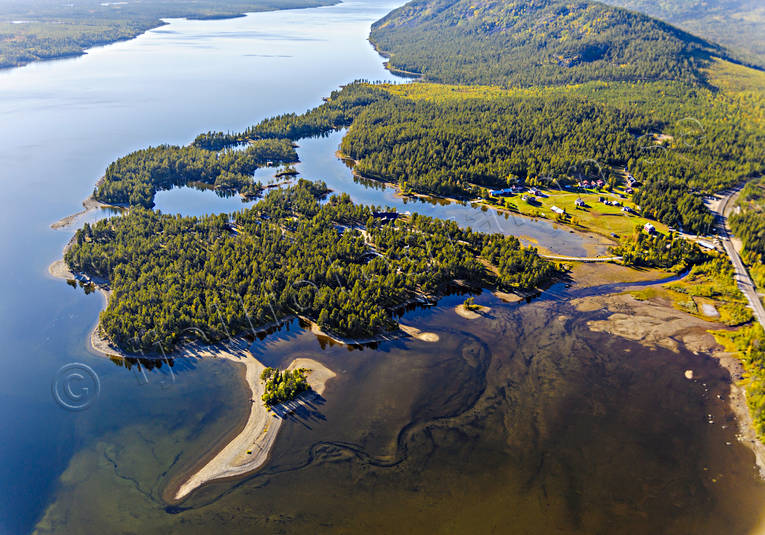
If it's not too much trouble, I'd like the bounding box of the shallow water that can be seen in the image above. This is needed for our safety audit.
[33,293,765,534]
[0,1,408,532]
[0,0,763,533]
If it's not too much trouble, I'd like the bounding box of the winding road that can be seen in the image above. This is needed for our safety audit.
[713,189,765,330]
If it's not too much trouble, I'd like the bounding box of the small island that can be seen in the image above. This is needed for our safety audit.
[170,354,335,502]
[260,367,310,407]
[456,296,491,319]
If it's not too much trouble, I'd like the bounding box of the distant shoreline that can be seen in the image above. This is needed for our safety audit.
[0,1,340,72]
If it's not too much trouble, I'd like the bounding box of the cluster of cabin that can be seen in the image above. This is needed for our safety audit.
[489,186,545,198]
[577,179,605,189]
[488,180,646,224]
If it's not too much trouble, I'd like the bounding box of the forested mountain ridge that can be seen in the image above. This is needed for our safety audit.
[599,0,765,67]
[369,0,732,86]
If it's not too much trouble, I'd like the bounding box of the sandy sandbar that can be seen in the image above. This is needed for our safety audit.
[399,323,439,342]
[455,304,491,319]
[173,354,335,501]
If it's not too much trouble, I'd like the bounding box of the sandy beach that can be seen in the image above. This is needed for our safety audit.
[84,309,338,503]
[172,354,335,501]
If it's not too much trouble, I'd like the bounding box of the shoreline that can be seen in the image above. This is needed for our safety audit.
[170,353,335,502]
[49,235,765,493]
[1,1,341,73]
[336,149,615,255]
[48,249,442,501]
[50,176,126,230]
[48,165,765,496]
[574,287,765,477]
[48,254,338,502]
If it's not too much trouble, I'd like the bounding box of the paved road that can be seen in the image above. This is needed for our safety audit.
[540,255,622,263]
[714,189,765,330]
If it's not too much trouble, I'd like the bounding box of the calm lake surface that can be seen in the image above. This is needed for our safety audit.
[153,131,600,256]
[1,1,764,533]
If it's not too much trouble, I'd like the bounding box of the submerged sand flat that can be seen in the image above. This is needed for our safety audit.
[576,291,765,477]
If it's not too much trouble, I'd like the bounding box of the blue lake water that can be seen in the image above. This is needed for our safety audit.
[154,131,603,256]
[1,1,764,533]
[0,1,408,531]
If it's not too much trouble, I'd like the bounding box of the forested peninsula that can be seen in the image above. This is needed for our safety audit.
[67,180,556,353]
[59,0,765,444]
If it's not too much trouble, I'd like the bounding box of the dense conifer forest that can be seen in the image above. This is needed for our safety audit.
[66,180,556,352]
[93,139,296,208]
[731,179,765,262]
[368,0,729,87]
[261,367,310,406]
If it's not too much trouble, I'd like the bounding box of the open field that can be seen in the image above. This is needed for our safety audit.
[484,188,668,239]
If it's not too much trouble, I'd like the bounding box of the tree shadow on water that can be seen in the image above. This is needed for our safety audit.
[270,392,327,430]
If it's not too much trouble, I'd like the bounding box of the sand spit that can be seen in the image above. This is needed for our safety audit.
[173,354,335,501]
[50,190,121,230]
[455,304,491,319]
[493,291,524,303]
[399,323,439,342]
[48,258,74,280]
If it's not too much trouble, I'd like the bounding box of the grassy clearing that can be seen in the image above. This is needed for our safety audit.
[483,188,666,239]
[631,256,753,326]
[706,58,765,97]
